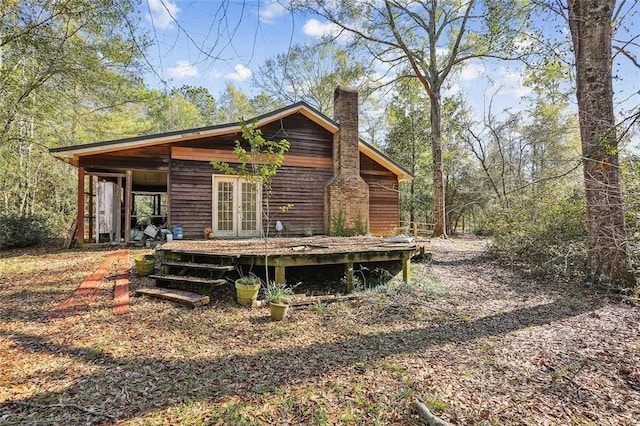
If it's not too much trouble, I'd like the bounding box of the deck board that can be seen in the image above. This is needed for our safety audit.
[149,274,227,285]
[135,288,210,307]
[158,236,425,256]
[161,261,235,271]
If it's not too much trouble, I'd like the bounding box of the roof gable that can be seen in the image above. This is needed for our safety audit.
[51,101,412,181]
[51,102,336,159]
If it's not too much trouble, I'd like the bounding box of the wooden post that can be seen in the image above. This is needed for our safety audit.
[402,254,412,283]
[166,172,171,226]
[413,221,418,237]
[345,262,354,292]
[77,167,85,245]
[275,265,286,284]
[88,175,93,243]
[124,170,132,244]
[115,177,122,244]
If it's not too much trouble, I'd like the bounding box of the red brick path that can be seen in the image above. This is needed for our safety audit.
[49,249,130,319]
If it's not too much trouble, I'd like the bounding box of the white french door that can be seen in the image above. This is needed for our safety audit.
[212,176,261,238]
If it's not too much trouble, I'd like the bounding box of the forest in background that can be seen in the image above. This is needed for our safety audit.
[1,0,639,290]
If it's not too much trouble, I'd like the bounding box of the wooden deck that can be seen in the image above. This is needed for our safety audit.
[155,236,427,292]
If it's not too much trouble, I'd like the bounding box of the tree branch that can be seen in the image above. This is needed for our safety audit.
[413,398,454,426]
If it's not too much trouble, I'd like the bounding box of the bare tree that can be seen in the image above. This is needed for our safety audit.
[292,0,532,237]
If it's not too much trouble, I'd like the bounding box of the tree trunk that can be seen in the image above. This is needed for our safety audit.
[410,126,417,233]
[431,95,447,238]
[410,179,415,231]
[568,0,636,289]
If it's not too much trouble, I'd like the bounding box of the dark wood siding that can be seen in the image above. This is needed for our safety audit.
[361,154,400,236]
[261,114,335,236]
[268,166,333,236]
[170,159,213,239]
[175,113,334,159]
[169,113,335,238]
[260,114,334,158]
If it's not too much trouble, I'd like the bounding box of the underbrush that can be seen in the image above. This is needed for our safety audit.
[354,261,447,300]
[0,214,54,250]
[477,192,588,280]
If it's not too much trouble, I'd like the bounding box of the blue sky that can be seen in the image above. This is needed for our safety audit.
[140,1,537,102]
[141,0,309,95]
[139,0,639,143]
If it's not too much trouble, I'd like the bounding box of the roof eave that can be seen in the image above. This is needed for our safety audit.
[49,102,338,160]
[358,140,413,182]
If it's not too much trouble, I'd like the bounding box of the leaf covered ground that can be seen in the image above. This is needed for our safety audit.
[1,237,639,425]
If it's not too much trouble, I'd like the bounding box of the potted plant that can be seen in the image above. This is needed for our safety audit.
[134,254,156,276]
[264,281,294,321]
[235,273,262,306]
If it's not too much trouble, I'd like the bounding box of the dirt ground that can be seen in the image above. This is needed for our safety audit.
[0,237,639,425]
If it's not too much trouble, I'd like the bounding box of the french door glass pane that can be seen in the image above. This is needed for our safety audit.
[217,181,234,231]
[241,182,258,231]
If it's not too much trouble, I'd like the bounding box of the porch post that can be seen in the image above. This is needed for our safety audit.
[115,177,122,243]
[275,265,286,285]
[88,175,93,243]
[124,170,132,244]
[402,253,412,283]
[345,262,354,292]
[77,167,85,245]
[166,171,171,226]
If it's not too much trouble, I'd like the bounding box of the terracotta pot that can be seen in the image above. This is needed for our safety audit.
[269,301,289,321]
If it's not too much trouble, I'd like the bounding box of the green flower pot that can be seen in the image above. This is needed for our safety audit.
[269,301,289,321]
[134,255,155,276]
[235,280,261,306]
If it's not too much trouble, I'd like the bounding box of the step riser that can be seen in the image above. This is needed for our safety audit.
[153,250,237,297]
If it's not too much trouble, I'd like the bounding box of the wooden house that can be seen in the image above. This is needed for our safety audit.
[51,87,412,244]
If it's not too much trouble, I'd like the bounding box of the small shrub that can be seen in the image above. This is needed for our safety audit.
[353,214,367,236]
[263,281,294,303]
[341,274,364,291]
[331,208,347,237]
[0,214,53,249]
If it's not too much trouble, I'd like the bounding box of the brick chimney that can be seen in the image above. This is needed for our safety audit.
[324,87,369,235]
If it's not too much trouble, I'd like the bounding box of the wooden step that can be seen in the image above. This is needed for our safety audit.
[149,274,227,286]
[161,261,235,271]
[135,287,210,308]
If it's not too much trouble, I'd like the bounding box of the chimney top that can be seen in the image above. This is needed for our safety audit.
[334,86,358,96]
[333,86,358,124]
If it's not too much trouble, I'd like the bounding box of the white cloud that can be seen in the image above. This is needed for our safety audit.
[225,64,253,81]
[147,0,180,30]
[302,18,343,39]
[207,69,224,79]
[436,47,449,57]
[167,60,198,78]
[259,2,287,24]
[459,62,485,82]
[491,67,531,98]
[443,83,463,98]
